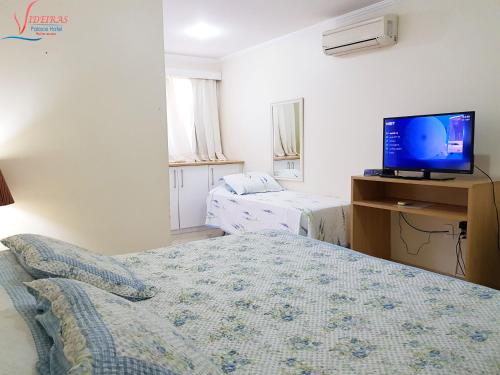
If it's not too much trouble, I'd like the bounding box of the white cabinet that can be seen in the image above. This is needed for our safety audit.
[274,159,298,171]
[178,166,209,229]
[273,160,289,171]
[169,168,180,230]
[170,166,208,230]
[208,163,243,189]
[170,163,243,230]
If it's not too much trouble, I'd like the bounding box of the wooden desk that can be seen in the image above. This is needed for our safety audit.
[351,176,500,289]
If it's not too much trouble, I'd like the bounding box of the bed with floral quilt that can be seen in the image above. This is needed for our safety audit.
[206,184,350,246]
[124,231,500,375]
[1,230,499,374]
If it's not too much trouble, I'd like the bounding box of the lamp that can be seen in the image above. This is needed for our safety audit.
[0,170,14,206]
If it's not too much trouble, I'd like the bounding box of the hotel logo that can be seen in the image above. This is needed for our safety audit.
[1,0,69,42]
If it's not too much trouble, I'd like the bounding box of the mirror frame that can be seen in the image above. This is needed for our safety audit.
[271,97,304,182]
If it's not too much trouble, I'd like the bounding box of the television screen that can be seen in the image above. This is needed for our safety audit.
[383,112,475,174]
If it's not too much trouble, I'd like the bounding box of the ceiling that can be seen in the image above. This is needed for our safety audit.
[164,0,382,59]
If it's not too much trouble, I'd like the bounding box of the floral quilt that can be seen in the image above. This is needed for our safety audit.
[120,231,500,375]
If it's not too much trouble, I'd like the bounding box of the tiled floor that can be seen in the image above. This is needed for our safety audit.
[170,226,224,245]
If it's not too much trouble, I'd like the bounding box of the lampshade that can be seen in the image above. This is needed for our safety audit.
[0,170,14,206]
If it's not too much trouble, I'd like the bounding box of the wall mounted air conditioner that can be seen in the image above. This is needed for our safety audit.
[323,15,398,56]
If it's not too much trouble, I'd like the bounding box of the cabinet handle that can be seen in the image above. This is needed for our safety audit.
[211,168,215,186]
[181,170,184,188]
[173,170,177,189]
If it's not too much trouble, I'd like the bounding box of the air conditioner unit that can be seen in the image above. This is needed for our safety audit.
[323,15,398,56]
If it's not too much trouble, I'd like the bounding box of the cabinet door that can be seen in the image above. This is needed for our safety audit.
[169,168,180,230]
[209,163,243,189]
[273,160,290,170]
[178,166,209,229]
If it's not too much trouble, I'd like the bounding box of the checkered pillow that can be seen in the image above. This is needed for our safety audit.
[2,234,156,301]
[26,278,221,375]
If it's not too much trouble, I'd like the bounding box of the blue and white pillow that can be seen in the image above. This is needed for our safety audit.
[26,278,221,375]
[223,172,283,195]
[2,234,156,301]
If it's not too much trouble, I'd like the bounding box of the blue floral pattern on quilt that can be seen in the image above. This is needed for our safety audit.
[26,278,222,375]
[2,234,156,301]
[119,231,500,375]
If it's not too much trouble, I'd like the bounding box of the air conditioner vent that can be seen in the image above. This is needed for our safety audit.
[323,15,398,56]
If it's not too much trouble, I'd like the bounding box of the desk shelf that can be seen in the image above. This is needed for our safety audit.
[353,199,468,221]
[351,176,500,290]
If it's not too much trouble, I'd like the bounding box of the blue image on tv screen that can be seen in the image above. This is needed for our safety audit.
[383,113,474,172]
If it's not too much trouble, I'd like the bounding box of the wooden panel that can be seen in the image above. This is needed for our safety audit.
[169,160,244,167]
[351,177,386,202]
[466,181,500,290]
[351,204,391,260]
[274,156,300,161]
[353,175,491,188]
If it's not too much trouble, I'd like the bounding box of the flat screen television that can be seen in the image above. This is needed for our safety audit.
[383,111,475,180]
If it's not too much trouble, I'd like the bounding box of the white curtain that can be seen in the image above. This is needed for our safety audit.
[166,77,198,161]
[192,79,226,161]
[273,103,298,157]
[166,77,226,162]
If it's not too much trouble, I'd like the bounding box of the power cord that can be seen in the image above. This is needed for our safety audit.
[398,213,450,256]
[455,233,466,277]
[475,165,500,251]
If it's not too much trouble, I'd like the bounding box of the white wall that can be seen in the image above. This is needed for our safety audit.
[166,53,222,80]
[220,0,500,275]
[221,0,500,195]
[0,0,171,254]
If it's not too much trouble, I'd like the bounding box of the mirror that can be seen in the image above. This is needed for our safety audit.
[272,98,304,181]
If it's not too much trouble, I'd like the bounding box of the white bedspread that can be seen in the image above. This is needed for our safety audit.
[206,185,350,246]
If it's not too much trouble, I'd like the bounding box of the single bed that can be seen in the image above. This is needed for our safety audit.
[206,184,350,246]
[2,231,500,374]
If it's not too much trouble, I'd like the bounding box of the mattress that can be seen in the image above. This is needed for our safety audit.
[122,231,500,375]
[206,185,350,246]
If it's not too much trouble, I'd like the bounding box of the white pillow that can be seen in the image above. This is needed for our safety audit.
[223,172,283,195]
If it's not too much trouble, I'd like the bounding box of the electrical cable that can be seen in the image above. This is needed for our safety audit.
[459,238,466,270]
[398,213,448,256]
[400,213,450,234]
[400,213,466,277]
[474,165,500,251]
[455,235,466,277]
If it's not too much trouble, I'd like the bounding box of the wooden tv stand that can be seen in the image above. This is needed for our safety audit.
[351,175,500,289]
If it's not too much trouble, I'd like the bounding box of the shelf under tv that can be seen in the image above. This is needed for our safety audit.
[353,198,467,221]
[350,175,500,290]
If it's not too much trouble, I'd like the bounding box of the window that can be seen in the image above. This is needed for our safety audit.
[166,77,225,162]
